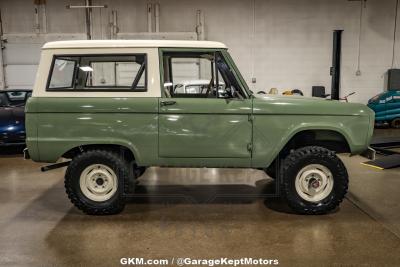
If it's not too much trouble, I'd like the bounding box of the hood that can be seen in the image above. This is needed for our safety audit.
[253,94,372,116]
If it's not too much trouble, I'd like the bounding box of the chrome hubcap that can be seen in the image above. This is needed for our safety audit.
[295,164,334,202]
[79,164,118,202]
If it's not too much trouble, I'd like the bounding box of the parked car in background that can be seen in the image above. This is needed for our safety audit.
[0,89,32,146]
[367,90,400,128]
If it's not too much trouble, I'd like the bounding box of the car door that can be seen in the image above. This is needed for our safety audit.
[158,50,252,162]
[385,91,400,121]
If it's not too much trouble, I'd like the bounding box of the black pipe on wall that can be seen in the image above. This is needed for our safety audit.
[331,30,343,100]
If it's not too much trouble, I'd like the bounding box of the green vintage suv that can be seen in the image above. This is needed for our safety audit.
[25,40,374,215]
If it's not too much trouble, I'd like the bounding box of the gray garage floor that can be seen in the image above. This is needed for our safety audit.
[1,131,400,266]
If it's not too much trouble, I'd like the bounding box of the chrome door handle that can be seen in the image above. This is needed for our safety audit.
[160,100,176,106]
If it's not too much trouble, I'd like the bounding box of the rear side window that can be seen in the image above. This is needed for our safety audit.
[47,54,147,91]
[48,57,77,89]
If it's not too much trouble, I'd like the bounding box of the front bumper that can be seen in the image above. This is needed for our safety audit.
[0,141,26,146]
[0,130,26,146]
[360,147,376,160]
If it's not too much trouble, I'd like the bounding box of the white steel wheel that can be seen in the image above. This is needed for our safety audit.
[79,164,118,202]
[294,164,334,203]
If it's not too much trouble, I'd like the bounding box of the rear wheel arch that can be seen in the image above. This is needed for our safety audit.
[62,144,137,163]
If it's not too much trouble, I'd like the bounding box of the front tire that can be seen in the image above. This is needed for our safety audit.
[391,118,400,129]
[280,146,348,214]
[65,150,131,215]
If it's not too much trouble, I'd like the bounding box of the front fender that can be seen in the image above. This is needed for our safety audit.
[251,114,370,168]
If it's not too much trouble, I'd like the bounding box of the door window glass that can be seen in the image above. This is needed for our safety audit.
[163,52,244,99]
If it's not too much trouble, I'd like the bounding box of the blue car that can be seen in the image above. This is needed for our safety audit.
[367,90,400,128]
[0,90,32,146]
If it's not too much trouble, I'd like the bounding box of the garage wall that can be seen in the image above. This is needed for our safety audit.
[0,0,399,103]
[0,0,86,89]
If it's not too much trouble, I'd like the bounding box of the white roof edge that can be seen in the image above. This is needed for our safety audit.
[42,40,228,49]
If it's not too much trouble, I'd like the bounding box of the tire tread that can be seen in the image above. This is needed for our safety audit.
[65,149,130,215]
[279,146,348,215]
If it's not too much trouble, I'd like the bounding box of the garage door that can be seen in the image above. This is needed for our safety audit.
[1,34,87,90]
[3,42,41,89]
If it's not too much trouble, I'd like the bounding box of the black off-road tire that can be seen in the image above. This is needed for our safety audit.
[279,146,348,215]
[65,150,132,215]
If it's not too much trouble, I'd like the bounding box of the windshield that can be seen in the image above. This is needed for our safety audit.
[222,51,252,97]
[368,92,384,104]
[0,91,31,107]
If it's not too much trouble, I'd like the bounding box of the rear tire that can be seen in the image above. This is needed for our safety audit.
[280,146,348,215]
[391,118,400,129]
[65,150,131,215]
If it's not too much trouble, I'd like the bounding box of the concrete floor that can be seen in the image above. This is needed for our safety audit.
[1,133,400,266]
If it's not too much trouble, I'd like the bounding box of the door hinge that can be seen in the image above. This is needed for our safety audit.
[247,143,253,153]
[248,114,254,122]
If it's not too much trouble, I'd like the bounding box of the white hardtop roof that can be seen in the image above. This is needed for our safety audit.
[43,40,227,49]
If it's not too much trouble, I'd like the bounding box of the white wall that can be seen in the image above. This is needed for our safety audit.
[1,0,399,103]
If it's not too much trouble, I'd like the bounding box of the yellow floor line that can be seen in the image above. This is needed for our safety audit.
[360,162,384,170]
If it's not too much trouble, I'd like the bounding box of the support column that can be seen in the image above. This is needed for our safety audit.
[0,9,5,90]
[331,30,343,100]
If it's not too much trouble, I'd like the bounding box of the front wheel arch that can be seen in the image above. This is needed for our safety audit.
[265,129,351,178]
[283,129,351,153]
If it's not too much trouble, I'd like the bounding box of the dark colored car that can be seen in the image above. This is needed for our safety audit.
[0,90,32,146]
